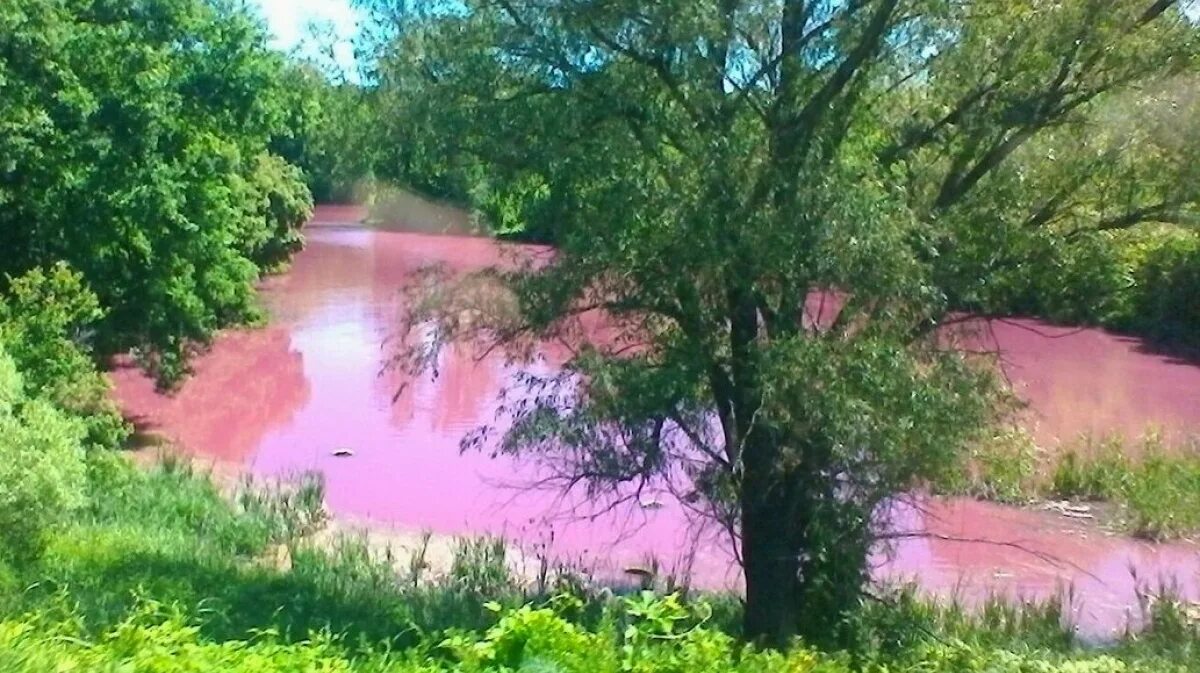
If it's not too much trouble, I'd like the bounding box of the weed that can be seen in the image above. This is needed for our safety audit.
[1048,433,1200,539]
[237,471,329,543]
[1049,441,1131,501]
[947,428,1200,539]
[942,427,1039,503]
[1124,452,1200,540]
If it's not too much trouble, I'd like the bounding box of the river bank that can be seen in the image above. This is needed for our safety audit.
[109,204,1200,639]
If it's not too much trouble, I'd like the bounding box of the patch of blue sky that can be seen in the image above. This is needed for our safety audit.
[253,0,363,76]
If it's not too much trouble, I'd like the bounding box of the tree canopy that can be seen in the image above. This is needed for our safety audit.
[366,0,1200,647]
[0,0,313,383]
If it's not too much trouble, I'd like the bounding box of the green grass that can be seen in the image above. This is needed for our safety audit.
[1048,436,1200,540]
[0,588,1196,673]
[1122,453,1200,540]
[2,450,1197,672]
[943,428,1041,504]
[944,430,1200,540]
[1049,435,1134,501]
[7,453,546,649]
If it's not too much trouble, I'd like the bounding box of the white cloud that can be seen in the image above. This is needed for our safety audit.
[257,0,359,48]
[254,0,362,75]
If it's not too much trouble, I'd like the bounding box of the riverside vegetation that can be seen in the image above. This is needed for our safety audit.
[946,428,1200,541]
[0,267,1195,671]
[0,270,1195,669]
[3,0,1200,668]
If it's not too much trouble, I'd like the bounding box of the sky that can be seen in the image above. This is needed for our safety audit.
[250,0,1200,74]
[254,0,362,74]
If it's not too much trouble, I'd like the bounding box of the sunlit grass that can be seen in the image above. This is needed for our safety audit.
[1,451,1197,672]
[943,429,1200,539]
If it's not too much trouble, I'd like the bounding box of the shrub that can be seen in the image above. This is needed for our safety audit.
[1118,228,1200,346]
[240,153,314,271]
[0,264,128,450]
[981,226,1200,352]
[0,344,87,562]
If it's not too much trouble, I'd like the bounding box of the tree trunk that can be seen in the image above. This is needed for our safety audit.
[738,424,872,648]
[741,493,802,648]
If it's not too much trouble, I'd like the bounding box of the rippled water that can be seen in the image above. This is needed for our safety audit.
[112,205,1200,638]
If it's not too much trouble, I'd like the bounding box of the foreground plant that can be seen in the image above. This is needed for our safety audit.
[0,592,1195,673]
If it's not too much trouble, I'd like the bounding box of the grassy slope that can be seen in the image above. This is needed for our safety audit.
[0,452,1196,672]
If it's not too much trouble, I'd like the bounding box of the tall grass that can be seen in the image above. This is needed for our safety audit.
[4,450,1197,672]
[946,429,1200,539]
[1049,434,1200,540]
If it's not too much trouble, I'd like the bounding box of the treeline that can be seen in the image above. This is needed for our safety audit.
[306,4,1200,351]
[1,0,313,384]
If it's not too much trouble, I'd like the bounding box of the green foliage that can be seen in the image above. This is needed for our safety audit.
[978,225,1200,350]
[0,264,128,449]
[0,343,87,563]
[1119,228,1200,347]
[236,470,328,542]
[946,431,1200,540]
[1046,434,1200,540]
[362,0,1200,646]
[0,592,1195,673]
[0,442,1194,671]
[1050,439,1134,502]
[1123,451,1200,540]
[240,152,314,272]
[0,264,101,395]
[449,538,510,597]
[10,453,528,647]
[941,429,1042,504]
[0,0,312,384]
[275,67,383,203]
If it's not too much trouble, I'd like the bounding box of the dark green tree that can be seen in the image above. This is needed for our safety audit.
[275,63,383,204]
[369,0,1199,646]
[0,0,312,383]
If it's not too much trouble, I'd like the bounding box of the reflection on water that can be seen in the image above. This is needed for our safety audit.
[112,205,1200,638]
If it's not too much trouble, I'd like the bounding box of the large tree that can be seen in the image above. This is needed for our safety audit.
[368,0,1200,646]
[0,0,312,383]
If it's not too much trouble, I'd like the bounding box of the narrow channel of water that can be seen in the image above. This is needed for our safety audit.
[111,205,1200,638]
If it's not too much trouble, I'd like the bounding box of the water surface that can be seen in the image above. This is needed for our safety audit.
[112,205,1200,637]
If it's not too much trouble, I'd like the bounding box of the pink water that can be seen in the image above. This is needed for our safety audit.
[111,206,1200,638]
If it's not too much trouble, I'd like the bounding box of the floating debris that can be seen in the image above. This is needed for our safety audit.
[332,448,355,457]
[1041,501,1095,519]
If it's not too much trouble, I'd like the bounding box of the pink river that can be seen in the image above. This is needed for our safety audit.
[112,204,1200,638]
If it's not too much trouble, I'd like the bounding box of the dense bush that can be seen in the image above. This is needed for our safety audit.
[0,264,128,449]
[275,67,383,204]
[978,226,1200,350]
[0,0,312,384]
[0,344,87,563]
[1118,229,1200,347]
[241,152,314,271]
